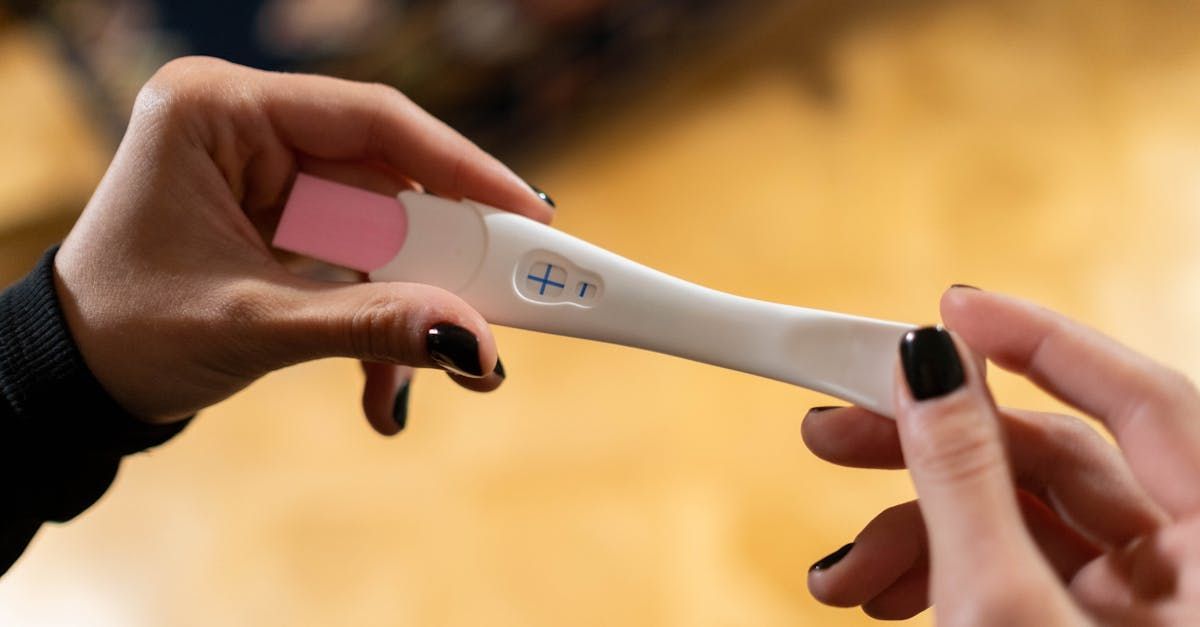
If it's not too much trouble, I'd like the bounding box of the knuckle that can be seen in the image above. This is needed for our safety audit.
[1033,411,1105,461]
[201,280,282,375]
[212,280,276,329]
[1025,412,1105,483]
[152,55,233,82]
[138,57,224,106]
[346,292,424,363]
[1122,365,1200,429]
[1005,409,1124,494]
[873,500,923,533]
[913,435,999,488]
[904,400,1006,486]
[359,81,412,157]
[1153,366,1200,406]
[1041,411,1099,444]
[365,81,410,106]
[133,56,249,130]
[362,81,413,123]
[1153,520,1200,559]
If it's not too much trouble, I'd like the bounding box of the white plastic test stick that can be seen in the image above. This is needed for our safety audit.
[273,174,915,416]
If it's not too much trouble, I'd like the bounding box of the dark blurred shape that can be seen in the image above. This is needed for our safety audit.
[13,0,774,157]
[158,0,284,70]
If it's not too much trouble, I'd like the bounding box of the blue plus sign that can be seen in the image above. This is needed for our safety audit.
[527,263,566,295]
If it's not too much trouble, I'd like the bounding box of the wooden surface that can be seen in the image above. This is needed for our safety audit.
[4,1,1200,625]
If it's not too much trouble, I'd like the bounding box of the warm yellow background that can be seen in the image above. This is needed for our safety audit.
[3,1,1200,625]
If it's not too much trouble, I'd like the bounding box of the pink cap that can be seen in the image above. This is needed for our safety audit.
[273,173,409,273]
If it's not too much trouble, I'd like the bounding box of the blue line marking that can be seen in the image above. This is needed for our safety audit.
[579,282,589,297]
[527,263,565,295]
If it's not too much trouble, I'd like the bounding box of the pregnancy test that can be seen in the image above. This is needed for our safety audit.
[273,174,913,416]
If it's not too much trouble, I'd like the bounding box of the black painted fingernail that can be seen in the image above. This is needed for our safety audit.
[810,543,854,572]
[950,283,981,290]
[392,381,411,431]
[529,183,556,208]
[900,326,965,401]
[806,406,842,416]
[493,356,506,380]
[427,324,485,378]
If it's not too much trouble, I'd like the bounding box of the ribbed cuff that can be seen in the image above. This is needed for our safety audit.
[0,246,189,522]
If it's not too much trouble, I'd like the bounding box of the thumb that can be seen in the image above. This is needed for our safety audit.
[249,277,501,377]
[894,327,1065,612]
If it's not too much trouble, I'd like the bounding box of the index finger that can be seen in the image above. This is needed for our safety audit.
[942,287,1200,517]
[136,58,552,224]
[263,70,554,223]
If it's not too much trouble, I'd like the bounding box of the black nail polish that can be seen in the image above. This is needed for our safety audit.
[806,406,842,416]
[493,356,506,380]
[900,326,966,401]
[392,381,411,431]
[427,324,485,377]
[950,283,981,290]
[810,543,854,572]
[529,183,556,208]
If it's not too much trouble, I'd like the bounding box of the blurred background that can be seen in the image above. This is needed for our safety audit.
[2,0,1200,625]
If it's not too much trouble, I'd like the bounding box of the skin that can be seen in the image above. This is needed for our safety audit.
[53,57,554,435]
[804,287,1200,624]
[49,57,1200,623]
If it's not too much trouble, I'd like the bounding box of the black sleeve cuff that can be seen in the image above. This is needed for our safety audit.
[0,246,189,525]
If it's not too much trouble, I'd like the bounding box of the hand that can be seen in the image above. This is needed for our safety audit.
[53,57,554,431]
[802,287,1200,624]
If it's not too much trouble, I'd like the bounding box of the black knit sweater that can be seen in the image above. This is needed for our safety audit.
[0,247,188,575]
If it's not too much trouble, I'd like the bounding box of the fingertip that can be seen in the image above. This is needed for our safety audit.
[513,184,556,224]
[426,323,489,377]
[807,573,850,609]
[530,203,556,225]
[527,183,555,208]
[939,288,1036,359]
[939,284,984,326]
[800,406,841,449]
[891,329,988,438]
[361,362,411,436]
[803,405,906,469]
[448,353,506,392]
[898,326,968,403]
[447,368,505,393]
[524,183,557,224]
[800,406,845,461]
[391,379,411,432]
[437,151,556,225]
[809,542,855,574]
[514,194,556,225]
[807,543,859,608]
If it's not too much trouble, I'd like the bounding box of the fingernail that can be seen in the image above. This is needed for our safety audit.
[806,406,842,416]
[427,324,485,378]
[810,543,854,572]
[900,326,966,401]
[392,380,411,431]
[493,356,506,380]
[950,283,981,290]
[529,183,556,208]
